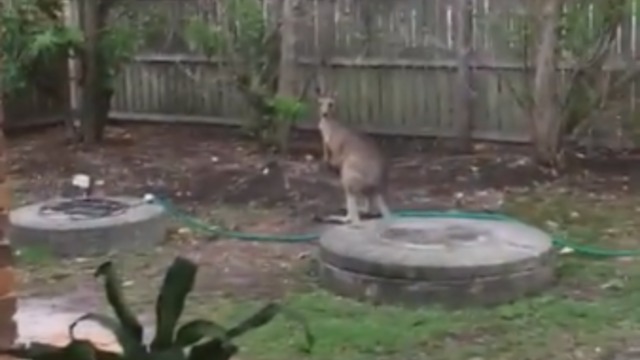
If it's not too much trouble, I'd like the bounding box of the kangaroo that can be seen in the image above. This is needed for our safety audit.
[316,88,392,227]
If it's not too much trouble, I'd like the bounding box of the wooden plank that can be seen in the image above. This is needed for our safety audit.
[132,53,637,71]
[453,0,474,150]
[108,111,531,143]
[89,0,640,149]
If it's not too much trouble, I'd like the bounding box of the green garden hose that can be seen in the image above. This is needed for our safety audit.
[153,197,640,258]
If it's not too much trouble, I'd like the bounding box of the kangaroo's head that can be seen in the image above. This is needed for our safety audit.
[315,85,337,120]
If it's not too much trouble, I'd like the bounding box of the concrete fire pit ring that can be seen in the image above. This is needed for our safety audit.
[9,196,168,258]
[316,217,556,308]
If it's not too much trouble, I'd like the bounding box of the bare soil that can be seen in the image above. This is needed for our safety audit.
[8,123,640,302]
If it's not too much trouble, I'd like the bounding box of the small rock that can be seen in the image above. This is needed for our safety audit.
[559,247,575,255]
[600,279,624,290]
[177,227,192,235]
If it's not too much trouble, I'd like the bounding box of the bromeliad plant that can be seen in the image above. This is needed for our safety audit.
[0,256,313,360]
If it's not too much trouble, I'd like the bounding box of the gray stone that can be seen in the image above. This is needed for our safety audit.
[316,216,556,308]
[10,196,168,258]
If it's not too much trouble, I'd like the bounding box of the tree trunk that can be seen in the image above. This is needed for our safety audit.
[79,0,104,144]
[315,0,336,87]
[454,0,474,153]
[276,0,298,153]
[531,0,563,166]
[63,0,83,143]
[95,82,113,141]
[0,79,18,351]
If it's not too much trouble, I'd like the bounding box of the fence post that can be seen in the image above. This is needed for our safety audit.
[275,0,299,152]
[315,0,336,87]
[278,0,298,98]
[64,0,82,141]
[0,61,18,351]
[79,0,100,143]
[531,0,562,165]
[454,0,475,152]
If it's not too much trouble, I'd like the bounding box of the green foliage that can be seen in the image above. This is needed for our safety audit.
[185,0,268,63]
[0,0,83,94]
[493,0,638,62]
[558,2,598,58]
[226,0,270,65]
[98,25,143,90]
[184,0,306,151]
[184,0,276,86]
[489,0,639,152]
[98,4,164,91]
[183,19,224,58]
[0,0,162,104]
[0,256,312,360]
[558,0,631,60]
[269,95,309,124]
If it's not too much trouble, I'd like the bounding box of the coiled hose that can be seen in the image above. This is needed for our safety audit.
[153,196,640,258]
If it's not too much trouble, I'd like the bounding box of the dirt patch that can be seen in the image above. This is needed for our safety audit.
[9,123,640,302]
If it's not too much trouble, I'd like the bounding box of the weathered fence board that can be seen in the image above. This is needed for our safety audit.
[105,0,640,144]
[4,58,69,131]
[4,91,65,130]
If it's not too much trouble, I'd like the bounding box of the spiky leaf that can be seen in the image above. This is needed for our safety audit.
[94,261,144,343]
[227,303,314,352]
[70,313,145,359]
[148,347,187,360]
[176,319,234,349]
[187,339,238,360]
[60,340,99,360]
[0,340,112,360]
[0,342,66,360]
[150,256,198,351]
[176,320,238,360]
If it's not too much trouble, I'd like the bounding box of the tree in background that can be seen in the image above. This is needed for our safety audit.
[0,0,162,145]
[0,0,82,116]
[76,0,163,144]
[493,0,633,167]
[184,0,308,153]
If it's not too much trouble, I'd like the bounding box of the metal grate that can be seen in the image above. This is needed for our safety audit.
[38,197,130,220]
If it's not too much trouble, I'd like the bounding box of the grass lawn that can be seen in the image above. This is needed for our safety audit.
[11,124,640,360]
[15,185,640,360]
[191,187,640,360]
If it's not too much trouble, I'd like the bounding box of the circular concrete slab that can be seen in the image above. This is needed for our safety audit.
[316,216,556,308]
[10,196,168,258]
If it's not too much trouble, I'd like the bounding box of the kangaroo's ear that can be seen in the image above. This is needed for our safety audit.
[314,84,323,96]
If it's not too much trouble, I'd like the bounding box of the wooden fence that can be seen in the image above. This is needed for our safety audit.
[61,0,640,144]
[3,9,70,131]
[4,89,68,131]
[4,88,67,131]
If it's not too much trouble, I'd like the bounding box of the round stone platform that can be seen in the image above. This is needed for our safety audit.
[9,196,168,258]
[316,216,556,308]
